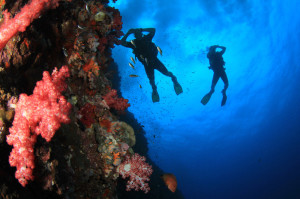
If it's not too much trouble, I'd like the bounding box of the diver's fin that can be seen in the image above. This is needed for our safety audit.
[152,90,160,103]
[201,92,213,105]
[174,82,183,95]
[221,91,227,106]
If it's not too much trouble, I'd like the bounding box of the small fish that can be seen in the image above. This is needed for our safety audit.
[140,55,144,60]
[157,46,162,56]
[62,47,68,57]
[139,84,142,88]
[145,58,148,65]
[129,63,135,70]
[85,4,90,13]
[129,74,139,77]
[161,173,177,193]
[78,25,85,29]
[130,57,136,64]
[130,40,136,48]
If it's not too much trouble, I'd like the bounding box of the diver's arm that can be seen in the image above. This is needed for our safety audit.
[131,28,155,33]
[134,28,155,40]
[210,45,218,52]
[143,28,155,39]
[217,45,226,55]
[141,28,155,34]
[120,29,134,47]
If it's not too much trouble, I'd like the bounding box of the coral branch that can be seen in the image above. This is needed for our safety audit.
[0,0,60,50]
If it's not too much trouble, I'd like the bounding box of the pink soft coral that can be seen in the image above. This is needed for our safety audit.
[6,66,71,187]
[118,153,153,193]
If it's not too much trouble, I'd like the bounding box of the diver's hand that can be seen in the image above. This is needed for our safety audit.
[128,29,134,34]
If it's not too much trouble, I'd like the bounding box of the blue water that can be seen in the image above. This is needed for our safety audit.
[109,0,300,198]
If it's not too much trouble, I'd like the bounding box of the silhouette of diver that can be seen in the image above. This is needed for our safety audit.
[120,28,183,102]
[201,45,229,106]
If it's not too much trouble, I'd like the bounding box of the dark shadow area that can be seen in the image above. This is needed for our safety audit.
[0,143,62,199]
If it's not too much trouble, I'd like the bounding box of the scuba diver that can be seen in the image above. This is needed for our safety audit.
[120,28,183,103]
[201,45,229,106]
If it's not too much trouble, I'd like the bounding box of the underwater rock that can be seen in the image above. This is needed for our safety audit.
[112,121,136,147]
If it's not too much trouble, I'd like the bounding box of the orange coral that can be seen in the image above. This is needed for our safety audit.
[83,59,100,76]
[113,152,120,159]
[0,0,5,9]
[112,152,121,166]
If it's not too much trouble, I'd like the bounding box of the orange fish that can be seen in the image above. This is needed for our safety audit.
[161,173,177,192]
[129,74,139,77]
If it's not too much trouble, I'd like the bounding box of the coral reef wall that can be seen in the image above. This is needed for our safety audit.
[0,0,185,198]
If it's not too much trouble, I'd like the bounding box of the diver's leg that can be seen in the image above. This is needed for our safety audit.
[210,72,220,94]
[154,59,176,80]
[220,71,229,92]
[145,66,159,102]
[154,59,183,95]
[220,70,228,106]
[201,72,219,105]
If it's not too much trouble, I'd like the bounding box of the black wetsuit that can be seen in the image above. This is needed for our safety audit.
[128,34,177,91]
[207,50,229,93]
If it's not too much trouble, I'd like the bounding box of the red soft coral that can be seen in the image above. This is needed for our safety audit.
[0,0,60,50]
[102,89,130,111]
[6,66,71,187]
[78,103,96,128]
